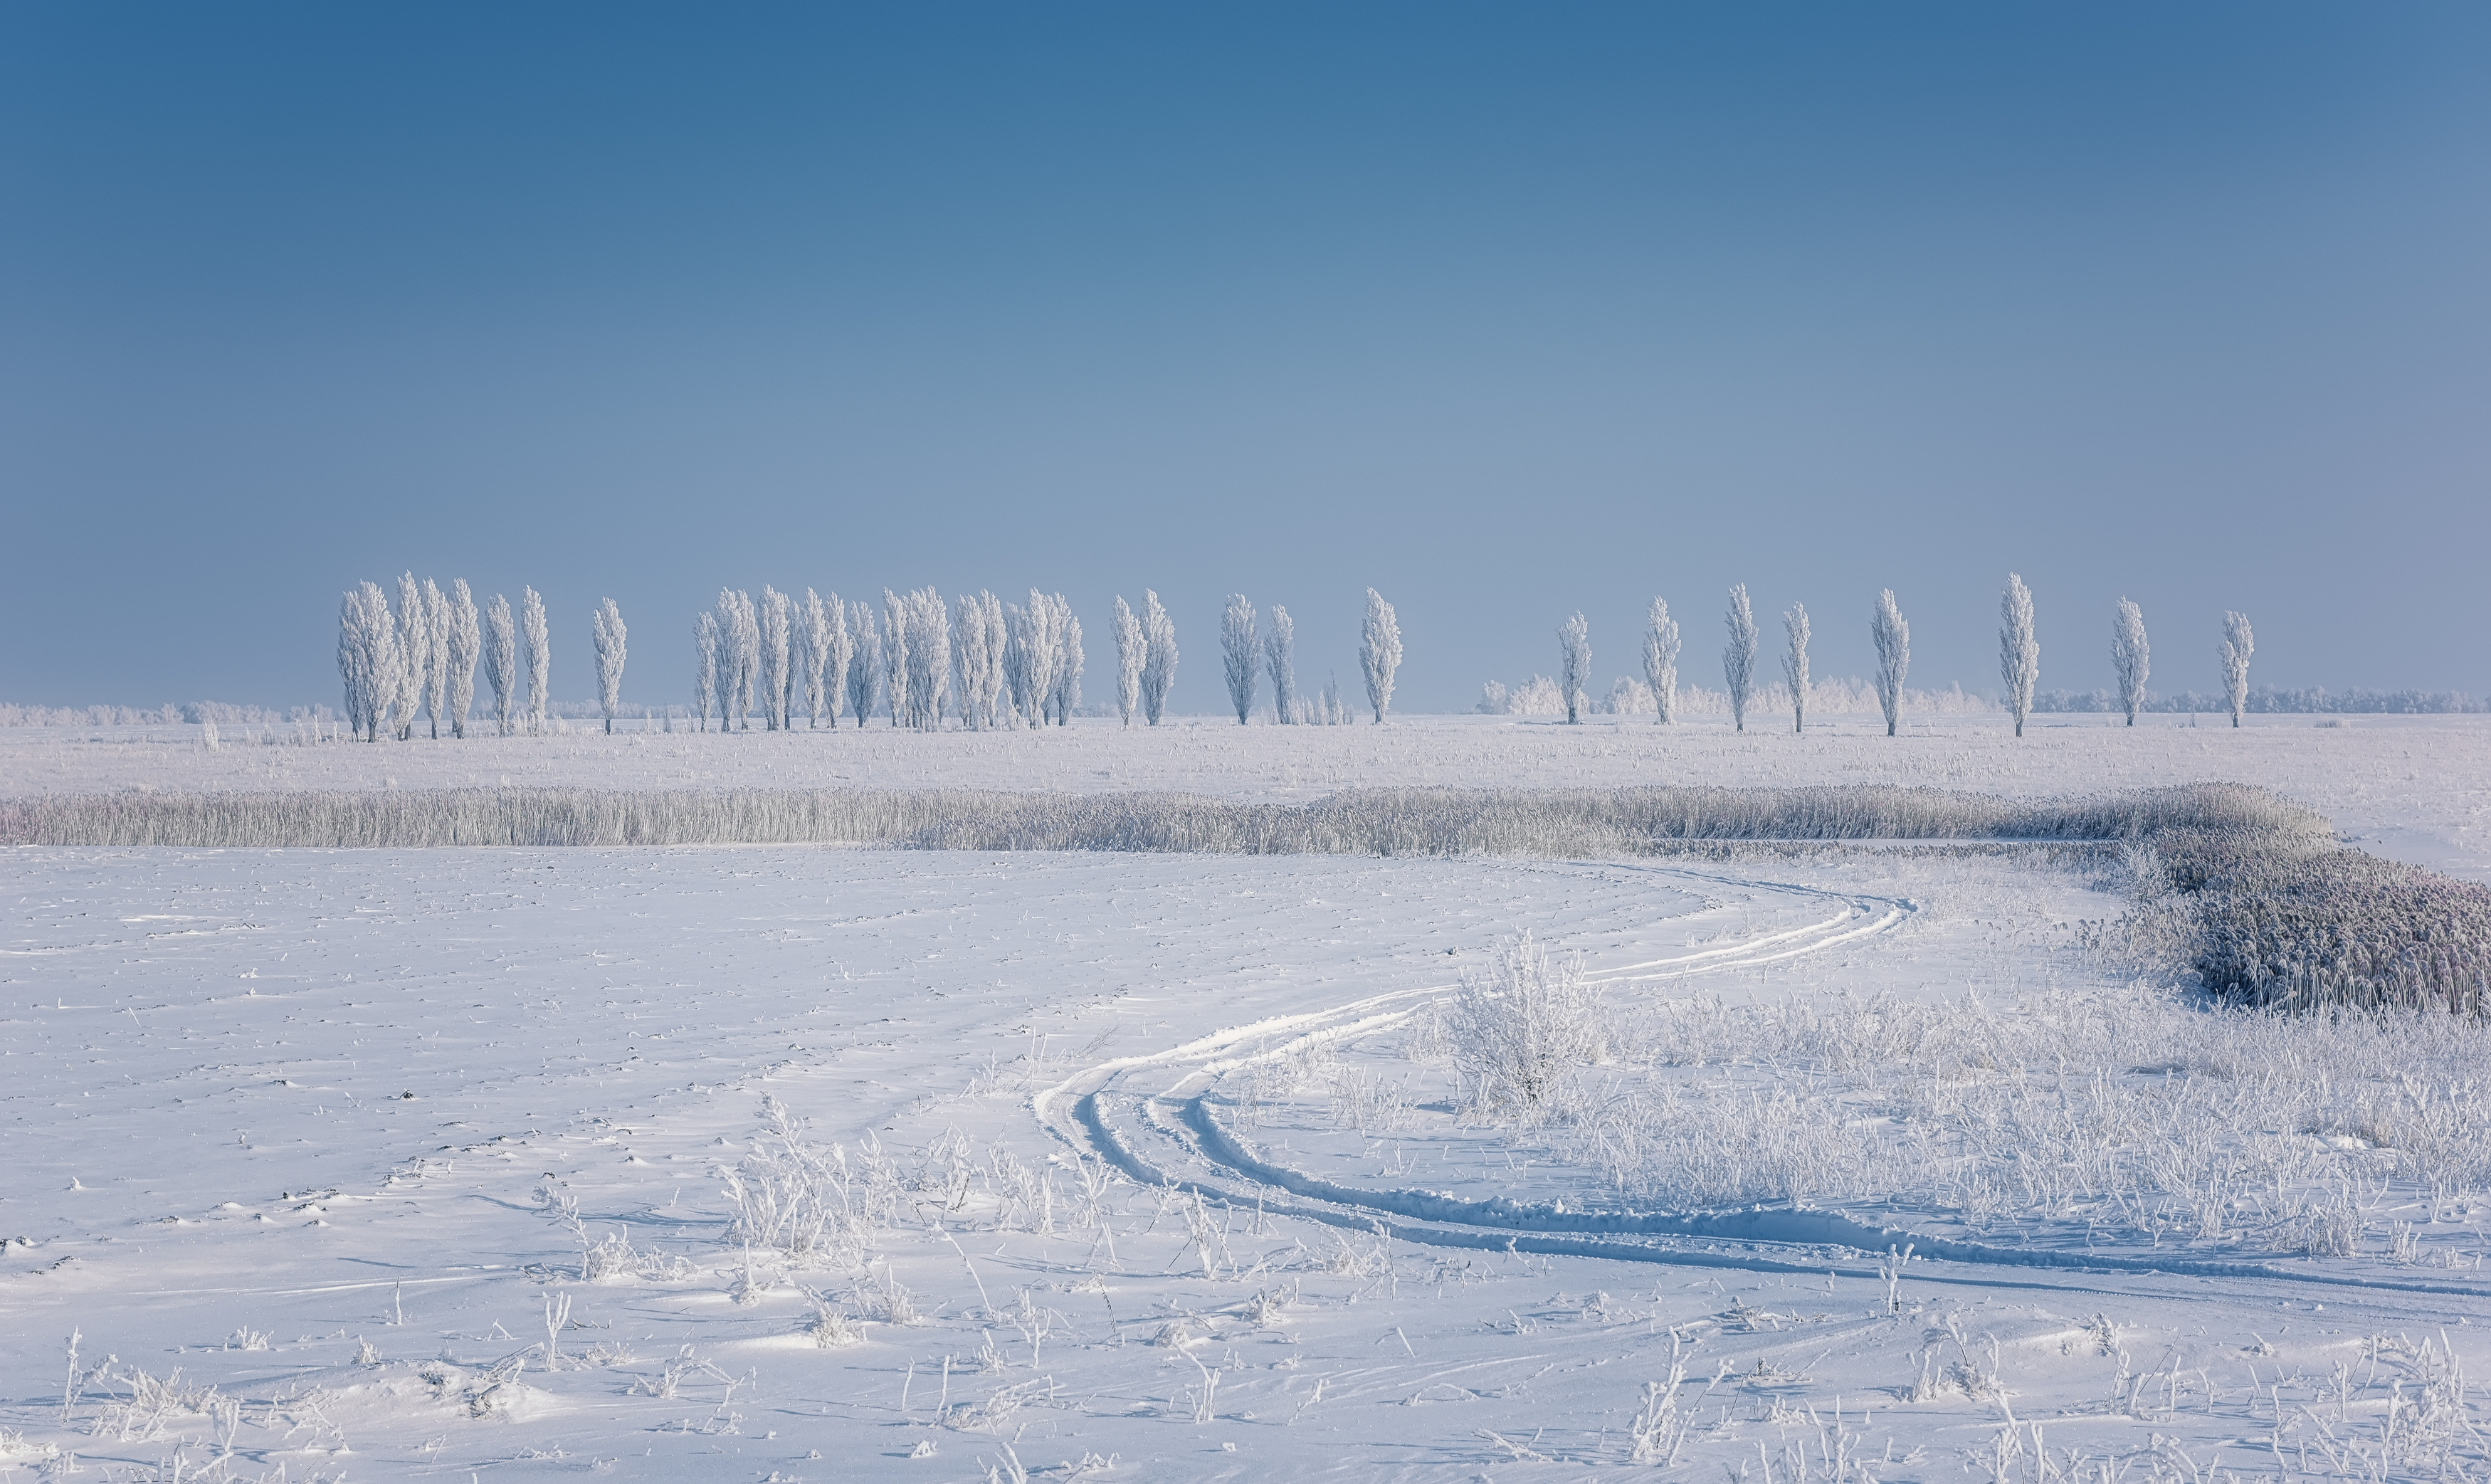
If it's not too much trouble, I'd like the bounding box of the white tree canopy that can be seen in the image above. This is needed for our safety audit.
[1722,585,1758,732]
[1999,573,2040,738]
[1642,597,1680,726]
[1870,589,1908,737]
[1359,588,1401,723]
[2112,598,2150,727]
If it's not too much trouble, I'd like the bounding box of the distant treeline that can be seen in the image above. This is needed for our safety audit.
[2035,686,2489,715]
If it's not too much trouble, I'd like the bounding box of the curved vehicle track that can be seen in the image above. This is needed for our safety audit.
[1031,862,2491,1312]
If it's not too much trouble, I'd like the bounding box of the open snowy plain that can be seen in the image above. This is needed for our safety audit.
[6,715,2491,1481]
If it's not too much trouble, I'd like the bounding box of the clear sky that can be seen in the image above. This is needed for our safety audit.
[5,4,2487,712]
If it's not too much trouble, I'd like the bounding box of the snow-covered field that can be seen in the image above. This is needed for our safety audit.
[5,719,2490,1480]
[6,712,2489,878]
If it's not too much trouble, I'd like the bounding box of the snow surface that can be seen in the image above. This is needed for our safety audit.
[4,718,2490,1480]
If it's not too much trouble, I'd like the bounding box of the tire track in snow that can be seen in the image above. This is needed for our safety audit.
[1032,863,2491,1306]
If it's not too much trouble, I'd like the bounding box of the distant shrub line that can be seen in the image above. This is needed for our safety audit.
[6,780,2484,1016]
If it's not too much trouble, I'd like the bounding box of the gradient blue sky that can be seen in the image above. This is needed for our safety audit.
[6,4,2487,711]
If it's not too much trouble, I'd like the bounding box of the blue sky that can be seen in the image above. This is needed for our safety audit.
[5,4,2487,710]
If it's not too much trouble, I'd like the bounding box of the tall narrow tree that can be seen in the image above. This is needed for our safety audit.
[1722,585,1759,732]
[445,579,480,738]
[844,600,878,727]
[337,582,398,742]
[483,593,517,736]
[1999,574,2040,738]
[394,572,427,740]
[1264,604,1296,724]
[757,587,791,730]
[796,589,827,727]
[1050,609,1085,725]
[1870,590,1909,737]
[2112,599,2150,727]
[881,589,908,729]
[1643,597,1680,725]
[1014,592,1065,729]
[421,578,449,738]
[709,592,740,732]
[1558,612,1591,724]
[1221,595,1258,725]
[1359,588,1401,723]
[1112,597,1145,727]
[2219,611,2254,727]
[1781,603,1811,734]
[692,611,719,730]
[1141,591,1178,725]
[591,597,627,733]
[819,591,852,728]
[522,586,550,734]
[728,589,759,730]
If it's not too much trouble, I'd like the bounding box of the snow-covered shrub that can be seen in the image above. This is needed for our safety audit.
[1443,933,1606,1115]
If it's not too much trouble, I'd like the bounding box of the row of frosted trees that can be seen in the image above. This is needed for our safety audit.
[337,575,596,742]
[690,585,1406,731]
[1549,577,2256,735]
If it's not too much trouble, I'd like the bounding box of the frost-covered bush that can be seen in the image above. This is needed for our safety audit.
[1442,933,1606,1115]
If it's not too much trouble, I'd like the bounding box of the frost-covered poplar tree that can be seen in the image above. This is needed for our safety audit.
[394,573,427,740]
[708,593,739,731]
[881,589,908,729]
[337,582,399,742]
[1112,596,1144,727]
[1781,603,1811,734]
[522,586,550,734]
[730,590,759,730]
[2219,610,2254,728]
[421,579,449,738]
[1014,591,1065,729]
[1557,612,1591,724]
[1264,604,1295,724]
[1870,589,1909,737]
[483,593,517,736]
[844,600,878,727]
[1359,588,1401,723]
[1722,585,1759,732]
[795,589,827,727]
[1050,609,1084,725]
[975,591,1007,727]
[591,597,626,733]
[2112,599,2150,727]
[897,586,951,730]
[692,611,719,730]
[1322,671,1347,725]
[819,591,851,728]
[757,587,791,730]
[951,594,992,730]
[1999,573,2039,738]
[446,579,480,739]
[1642,597,1680,726]
[1221,594,1258,725]
[1141,590,1178,725]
